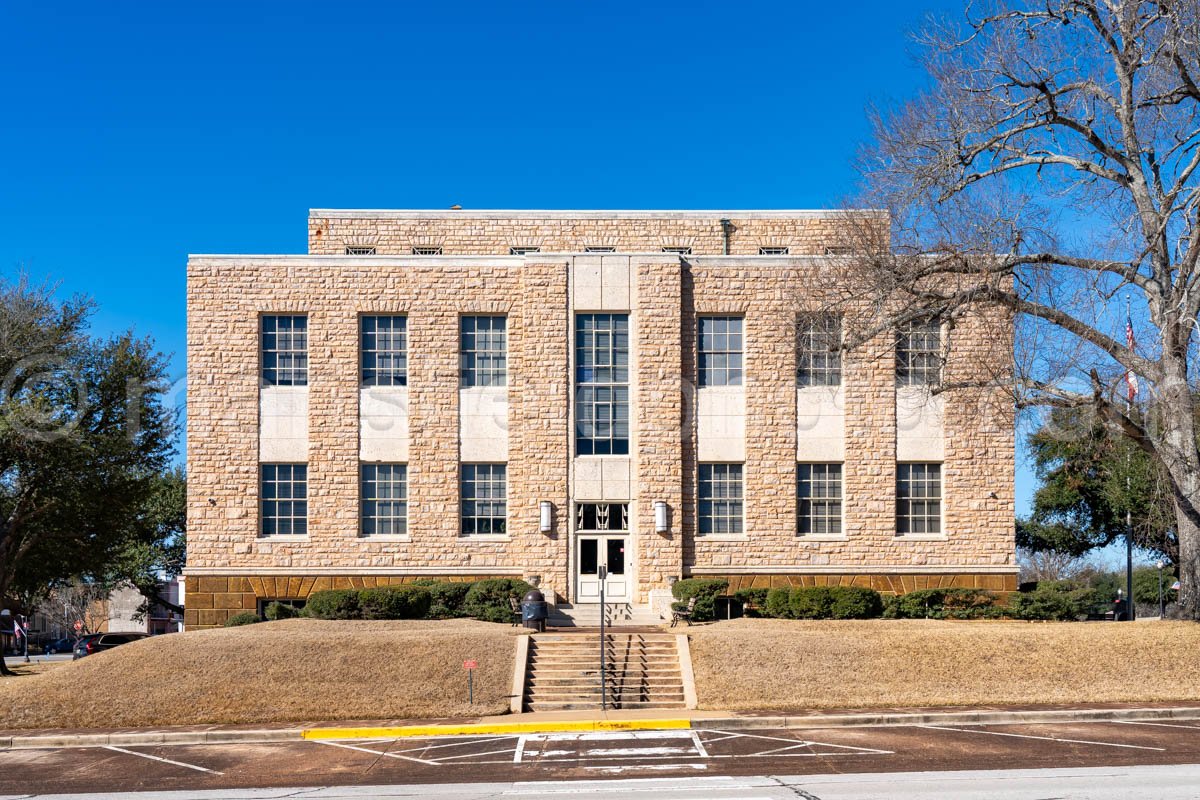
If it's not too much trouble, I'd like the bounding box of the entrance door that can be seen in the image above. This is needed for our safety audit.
[576,535,631,603]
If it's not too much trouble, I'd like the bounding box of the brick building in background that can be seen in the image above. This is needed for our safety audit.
[183,210,1015,628]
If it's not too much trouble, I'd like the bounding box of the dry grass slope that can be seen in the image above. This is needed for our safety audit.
[0,619,520,730]
[688,619,1200,710]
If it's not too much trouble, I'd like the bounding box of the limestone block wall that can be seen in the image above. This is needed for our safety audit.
[308,210,877,257]
[683,259,1015,577]
[186,256,572,605]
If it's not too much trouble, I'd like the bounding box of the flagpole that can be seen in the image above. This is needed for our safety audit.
[1125,295,1135,622]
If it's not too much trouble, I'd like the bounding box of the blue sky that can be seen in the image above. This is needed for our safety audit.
[0,0,1037,510]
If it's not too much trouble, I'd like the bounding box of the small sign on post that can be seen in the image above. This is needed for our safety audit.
[464,659,478,704]
[73,620,83,632]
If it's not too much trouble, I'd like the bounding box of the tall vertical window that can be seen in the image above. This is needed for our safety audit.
[575,313,630,455]
[797,314,841,387]
[261,315,308,387]
[361,464,408,536]
[461,464,507,535]
[897,463,942,535]
[261,464,307,536]
[699,463,744,535]
[361,315,407,386]
[460,316,507,387]
[897,319,942,386]
[797,463,843,535]
[698,316,743,387]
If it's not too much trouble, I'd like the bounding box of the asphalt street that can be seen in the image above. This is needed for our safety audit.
[3,719,1200,797]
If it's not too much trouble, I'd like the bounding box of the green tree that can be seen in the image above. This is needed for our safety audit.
[103,467,186,616]
[1019,407,1177,563]
[0,277,174,673]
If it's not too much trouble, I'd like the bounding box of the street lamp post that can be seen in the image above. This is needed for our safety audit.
[1157,560,1166,618]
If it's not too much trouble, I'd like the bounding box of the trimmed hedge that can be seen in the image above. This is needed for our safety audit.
[1008,581,1098,621]
[224,611,261,627]
[305,589,362,620]
[829,586,884,619]
[789,586,834,619]
[359,586,432,620]
[671,578,729,622]
[884,588,997,619]
[733,588,770,616]
[765,587,792,619]
[263,601,299,621]
[462,578,533,623]
[424,581,473,619]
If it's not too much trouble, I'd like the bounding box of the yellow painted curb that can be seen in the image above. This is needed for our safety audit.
[302,718,692,740]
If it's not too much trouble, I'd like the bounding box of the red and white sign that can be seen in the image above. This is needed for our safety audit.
[463,659,478,670]
[73,620,83,632]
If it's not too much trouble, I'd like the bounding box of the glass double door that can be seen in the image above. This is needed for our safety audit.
[576,535,631,603]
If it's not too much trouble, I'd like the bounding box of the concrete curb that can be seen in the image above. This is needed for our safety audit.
[694,706,1200,731]
[6,706,1200,749]
[302,718,693,739]
[3,728,305,750]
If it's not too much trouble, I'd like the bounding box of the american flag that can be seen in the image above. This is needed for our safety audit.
[1125,310,1139,402]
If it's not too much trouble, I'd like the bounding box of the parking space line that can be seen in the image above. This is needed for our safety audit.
[917,725,1167,751]
[690,730,709,758]
[1115,720,1200,731]
[102,746,224,775]
[698,729,892,755]
[434,748,522,761]
[514,736,527,764]
[312,739,440,765]
[393,735,516,755]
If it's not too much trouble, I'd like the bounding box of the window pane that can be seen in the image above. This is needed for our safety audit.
[897,319,941,386]
[361,463,408,535]
[460,316,508,387]
[580,539,598,575]
[261,315,308,386]
[699,463,744,535]
[797,314,841,387]
[606,539,626,575]
[575,314,630,455]
[798,463,843,535]
[362,316,408,387]
[461,463,507,535]
[699,316,744,387]
[261,464,307,535]
[897,462,942,535]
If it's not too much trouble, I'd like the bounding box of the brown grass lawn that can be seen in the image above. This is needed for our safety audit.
[688,619,1200,711]
[0,619,520,730]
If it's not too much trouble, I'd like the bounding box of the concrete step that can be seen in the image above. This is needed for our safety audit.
[527,701,687,712]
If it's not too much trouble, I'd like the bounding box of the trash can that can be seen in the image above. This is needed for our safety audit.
[522,589,548,632]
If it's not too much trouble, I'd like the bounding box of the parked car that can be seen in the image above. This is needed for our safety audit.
[72,632,149,660]
[45,637,76,655]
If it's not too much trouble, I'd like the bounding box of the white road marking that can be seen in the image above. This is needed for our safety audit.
[1114,720,1200,731]
[393,735,516,754]
[584,762,709,774]
[433,748,523,761]
[513,735,527,764]
[581,746,695,757]
[102,745,224,775]
[505,776,745,793]
[532,730,695,743]
[696,729,893,755]
[918,724,1167,751]
[312,739,440,765]
[690,729,710,758]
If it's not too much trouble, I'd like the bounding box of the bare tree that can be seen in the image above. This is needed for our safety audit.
[842,0,1200,618]
[37,581,110,639]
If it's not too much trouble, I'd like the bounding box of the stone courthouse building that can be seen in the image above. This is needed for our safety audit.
[183,209,1016,628]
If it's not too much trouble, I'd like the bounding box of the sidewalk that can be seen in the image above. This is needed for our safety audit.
[5,701,1200,749]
